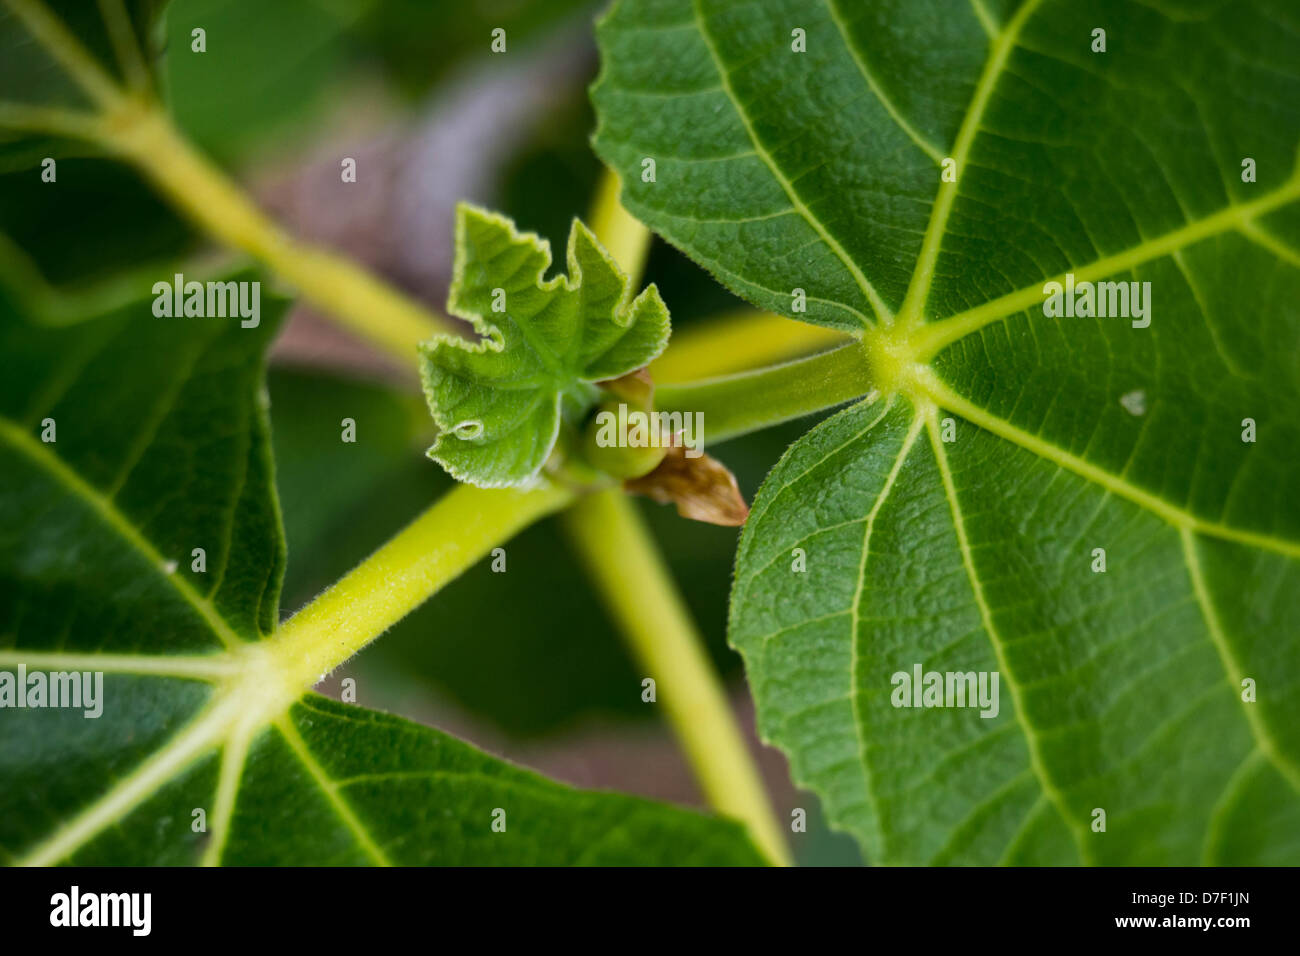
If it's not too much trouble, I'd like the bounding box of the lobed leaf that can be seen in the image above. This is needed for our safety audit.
[594,0,1300,863]
[420,204,669,487]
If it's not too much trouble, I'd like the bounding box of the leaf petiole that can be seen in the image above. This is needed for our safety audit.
[268,481,575,690]
[656,341,875,445]
[561,488,792,866]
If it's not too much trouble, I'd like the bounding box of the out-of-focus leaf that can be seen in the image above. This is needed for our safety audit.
[0,160,190,290]
[0,1,195,297]
[0,0,162,112]
[355,0,598,98]
[0,273,762,865]
[162,0,366,159]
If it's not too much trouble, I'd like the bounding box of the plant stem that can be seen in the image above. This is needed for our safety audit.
[653,309,850,381]
[561,489,791,866]
[0,101,107,139]
[6,0,447,363]
[584,171,790,864]
[587,169,651,288]
[270,481,573,689]
[657,341,874,444]
[103,105,447,361]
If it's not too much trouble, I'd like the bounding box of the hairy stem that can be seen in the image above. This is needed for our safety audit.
[657,341,874,444]
[584,171,791,863]
[561,489,791,866]
[270,481,574,689]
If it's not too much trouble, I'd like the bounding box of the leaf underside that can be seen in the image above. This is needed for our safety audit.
[594,0,1300,863]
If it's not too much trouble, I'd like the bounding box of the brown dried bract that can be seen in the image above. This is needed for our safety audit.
[625,445,749,527]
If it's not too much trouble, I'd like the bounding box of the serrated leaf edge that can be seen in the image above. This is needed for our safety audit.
[418,202,669,488]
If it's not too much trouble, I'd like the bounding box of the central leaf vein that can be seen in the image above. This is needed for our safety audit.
[923,404,1089,863]
[898,0,1046,326]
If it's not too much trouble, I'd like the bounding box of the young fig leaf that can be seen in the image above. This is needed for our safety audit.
[420,204,670,487]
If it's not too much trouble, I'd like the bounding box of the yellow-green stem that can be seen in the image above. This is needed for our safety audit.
[583,171,792,863]
[270,481,573,689]
[657,341,874,445]
[561,489,792,866]
[653,309,851,381]
[105,104,447,361]
[587,169,651,288]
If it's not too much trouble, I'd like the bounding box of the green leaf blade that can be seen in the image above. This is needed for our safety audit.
[420,204,670,487]
[1,272,758,867]
[732,397,1076,865]
[239,695,767,867]
[0,0,161,113]
[0,274,285,651]
[592,0,968,331]
[0,675,216,864]
[598,0,1300,864]
[731,395,1300,864]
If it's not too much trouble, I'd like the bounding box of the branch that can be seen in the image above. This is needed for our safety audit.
[653,310,851,381]
[561,489,791,866]
[587,169,652,288]
[656,342,874,445]
[4,0,452,363]
[102,108,450,361]
[0,100,106,139]
[269,481,574,689]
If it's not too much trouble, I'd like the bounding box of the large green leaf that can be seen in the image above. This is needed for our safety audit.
[0,281,763,865]
[594,0,1300,863]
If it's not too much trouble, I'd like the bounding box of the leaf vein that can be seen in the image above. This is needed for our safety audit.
[0,416,245,648]
[823,0,945,163]
[689,0,892,325]
[923,404,1091,862]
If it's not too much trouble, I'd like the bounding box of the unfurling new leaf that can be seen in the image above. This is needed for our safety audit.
[420,204,670,488]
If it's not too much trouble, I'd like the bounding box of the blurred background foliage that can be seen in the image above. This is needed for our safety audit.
[0,0,859,864]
